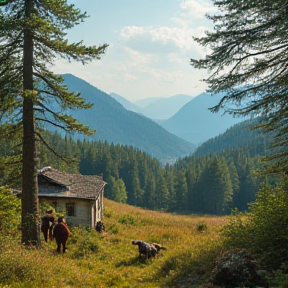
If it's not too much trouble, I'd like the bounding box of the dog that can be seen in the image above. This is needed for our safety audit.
[151,243,167,253]
[132,240,166,258]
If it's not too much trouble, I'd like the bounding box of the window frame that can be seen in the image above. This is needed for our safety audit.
[65,203,76,217]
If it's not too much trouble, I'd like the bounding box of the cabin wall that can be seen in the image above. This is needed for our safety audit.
[39,197,93,227]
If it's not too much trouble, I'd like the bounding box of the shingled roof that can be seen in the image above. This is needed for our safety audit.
[38,166,106,200]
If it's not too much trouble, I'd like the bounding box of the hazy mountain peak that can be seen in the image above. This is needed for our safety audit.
[158,92,244,145]
[56,74,196,161]
[110,92,194,120]
[110,92,142,114]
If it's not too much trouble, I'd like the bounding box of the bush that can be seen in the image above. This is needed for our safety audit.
[68,227,102,259]
[118,215,137,225]
[196,221,208,232]
[0,186,21,232]
[222,180,288,270]
[211,249,267,288]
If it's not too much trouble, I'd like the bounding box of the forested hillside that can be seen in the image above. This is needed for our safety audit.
[60,74,196,160]
[195,118,267,157]
[0,126,267,214]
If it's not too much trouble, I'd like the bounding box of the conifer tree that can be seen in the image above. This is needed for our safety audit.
[186,166,198,212]
[104,175,116,200]
[165,168,176,212]
[198,157,233,214]
[191,0,288,174]
[156,172,169,211]
[105,175,127,203]
[143,172,156,209]
[114,178,127,204]
[174,170,188,212]
[227,158,240,207]
[0,0,108,244]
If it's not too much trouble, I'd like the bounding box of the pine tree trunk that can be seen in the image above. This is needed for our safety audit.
[21,0,39,245]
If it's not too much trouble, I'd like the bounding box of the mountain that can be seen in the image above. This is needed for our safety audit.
[110,92,142,114]
[194,117,267,157]
[59,74,196,160]
[158,92,244,145]
[136,94,194,120]
[133,97,162,108]
[110,93,194,120]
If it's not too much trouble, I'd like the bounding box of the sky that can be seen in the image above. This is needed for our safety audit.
[53,0,215,102]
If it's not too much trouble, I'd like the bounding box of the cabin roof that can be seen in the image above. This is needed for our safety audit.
[38,166,106,200]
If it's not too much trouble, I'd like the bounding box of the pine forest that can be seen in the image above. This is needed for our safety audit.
[0,125,268,215]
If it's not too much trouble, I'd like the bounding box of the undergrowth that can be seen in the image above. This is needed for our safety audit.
[0,198,228,288]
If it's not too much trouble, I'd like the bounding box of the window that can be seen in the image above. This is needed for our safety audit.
[66,203,76,217]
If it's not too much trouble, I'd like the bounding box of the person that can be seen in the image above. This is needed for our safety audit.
[95,221,105,233]
[41,209,56,242]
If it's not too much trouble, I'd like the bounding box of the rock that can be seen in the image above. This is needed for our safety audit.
[211,249,269,288]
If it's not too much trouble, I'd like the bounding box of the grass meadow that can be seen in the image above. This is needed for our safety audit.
[0,198,230,288]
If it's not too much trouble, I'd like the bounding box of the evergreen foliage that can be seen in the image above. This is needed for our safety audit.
[0,186,21,232]
[195,118,267,157]
[222,179,288,270]
[0,0,107,244]
[0,124,265,215]
[191,0,288,174]
[55,74,196,161]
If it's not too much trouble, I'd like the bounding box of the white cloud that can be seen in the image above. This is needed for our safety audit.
[53,0,214,100]
[118,0,214,57]
[120,25,206,56]
[120,26,145,39]
[179,0,215,19]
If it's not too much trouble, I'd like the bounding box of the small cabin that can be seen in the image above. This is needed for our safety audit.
[38,166,106,228]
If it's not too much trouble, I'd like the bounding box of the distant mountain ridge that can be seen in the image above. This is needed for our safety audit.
[195,117,266,157]
[158,92,244,145]
[110,92,143,114]
[110,91,245,145]
[110,92,194,120]
[139,94,194,120]
[59,74,195,160]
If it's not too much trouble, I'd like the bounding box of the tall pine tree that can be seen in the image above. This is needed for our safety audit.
[191,0,288,174]
[0,0,108,244]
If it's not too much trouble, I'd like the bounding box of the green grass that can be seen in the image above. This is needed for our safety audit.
[0,198,229,288]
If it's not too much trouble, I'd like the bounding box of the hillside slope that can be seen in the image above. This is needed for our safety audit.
[110,92,143,114]
[195,117,267,157]
[0,195,228,288]
[159,93,244,145]
[61,74,196,160]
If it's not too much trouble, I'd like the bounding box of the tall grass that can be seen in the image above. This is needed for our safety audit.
[0,199,229,288]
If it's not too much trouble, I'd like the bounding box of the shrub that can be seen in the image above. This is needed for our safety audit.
[197,221,208,232]
[68,227,101,259]
[211,249,268,288]
[118,215,137,225]
[222,180,288,270]
[104,206,113,218]
[0,186,21,232]
[39,202,66,218]
[109,224,120,234]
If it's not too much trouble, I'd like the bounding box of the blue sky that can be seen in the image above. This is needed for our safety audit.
[53,0,215,101]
